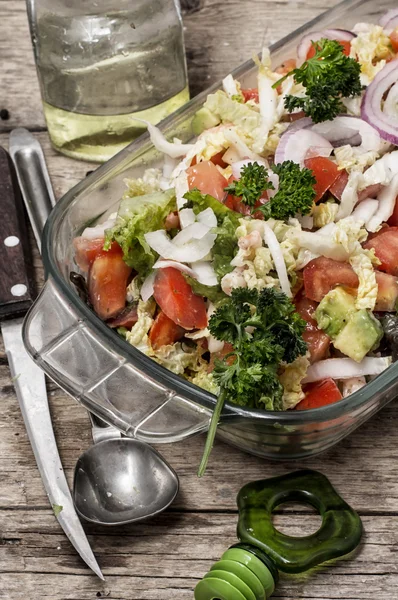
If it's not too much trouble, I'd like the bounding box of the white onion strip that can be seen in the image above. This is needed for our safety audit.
[336,171,361,220]
[141,271,156,301]
[303,357,391,383]
[263,223,291,297]
[351,198,379,226]
[196,207,217,229]
[153,260,196,278]
[367,173,398,232]
[190,261,218,286]
[144,230,216,263]
[172,222,210,246]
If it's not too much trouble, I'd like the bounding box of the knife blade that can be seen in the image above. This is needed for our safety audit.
[1,143,103,580]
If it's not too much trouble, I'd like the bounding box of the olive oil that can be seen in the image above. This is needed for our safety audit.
[43,86,189,163]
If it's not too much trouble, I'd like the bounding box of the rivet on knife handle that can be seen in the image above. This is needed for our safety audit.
[0,147,36,319]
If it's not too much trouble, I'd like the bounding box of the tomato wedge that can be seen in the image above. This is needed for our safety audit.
[304,157,341,203]
[186,160,227,202]
[153,267,208,330]
[295,294,330,363]
[242,88,259,103]
[303,256,398,311]
[296,378,342,410]
[149,311,184,350]
[88,252,132,320]
[306,40,351,59]
[329,169,348,201]
[363,227,398,276]
[303,257,358,301]
[73,237,121,272]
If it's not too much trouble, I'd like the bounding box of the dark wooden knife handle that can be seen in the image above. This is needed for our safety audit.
[0,147,36,319]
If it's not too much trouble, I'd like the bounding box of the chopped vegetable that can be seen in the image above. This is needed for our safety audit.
[153,267,208,330]
[149,311,184,350]
[296,378,342,410]
[276,39,362,123]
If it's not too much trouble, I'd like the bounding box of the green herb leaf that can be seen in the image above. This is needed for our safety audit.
[257,161,316,221]
[224,162,274,207]
[198,287,307,476]
[274,38,362,123]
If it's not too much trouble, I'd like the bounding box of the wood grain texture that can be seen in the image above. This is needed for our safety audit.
[2,1,398,599]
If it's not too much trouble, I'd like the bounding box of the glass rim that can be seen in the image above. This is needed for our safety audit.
[41,0,398,426]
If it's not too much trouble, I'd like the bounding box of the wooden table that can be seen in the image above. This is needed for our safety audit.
[1,1,398,598]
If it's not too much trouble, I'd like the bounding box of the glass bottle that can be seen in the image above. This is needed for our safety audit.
[26,0,189,162]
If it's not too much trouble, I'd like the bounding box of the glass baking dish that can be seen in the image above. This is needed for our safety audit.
[23,0,398,460]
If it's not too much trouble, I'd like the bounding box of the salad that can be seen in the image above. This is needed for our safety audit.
[73,11,398,473]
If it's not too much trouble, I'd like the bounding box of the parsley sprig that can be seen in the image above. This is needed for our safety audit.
[224,161,316,221]
[258,161,316,221]
[224,162,274,207]
[274,38,362,123]
[198,287,307,476]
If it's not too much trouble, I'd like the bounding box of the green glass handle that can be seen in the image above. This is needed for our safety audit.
[237,469,362,574]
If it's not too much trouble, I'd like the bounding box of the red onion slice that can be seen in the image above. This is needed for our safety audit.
[275,127,333,166]
[296,29,356,67]
[380,8,398,31]
[361,59,398,145]
[311,116,381,152]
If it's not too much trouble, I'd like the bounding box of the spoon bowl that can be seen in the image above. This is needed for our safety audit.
[73,437,179,525]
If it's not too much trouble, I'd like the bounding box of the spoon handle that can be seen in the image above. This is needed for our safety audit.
[89,412,123,444]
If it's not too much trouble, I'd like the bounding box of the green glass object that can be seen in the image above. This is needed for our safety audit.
[194,470,362,600]
[237,469,362,574]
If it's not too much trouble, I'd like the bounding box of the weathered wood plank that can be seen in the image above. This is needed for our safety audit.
[1,512,397,599]
[0,0,329,132]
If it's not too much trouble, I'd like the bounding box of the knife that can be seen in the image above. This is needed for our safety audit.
[2,140,104,580]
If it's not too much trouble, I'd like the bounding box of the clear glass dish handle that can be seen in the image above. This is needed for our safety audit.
[23,279,212,443]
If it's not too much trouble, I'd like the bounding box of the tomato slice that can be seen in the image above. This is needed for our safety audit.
[329,169,348,201]
[242,88,259,103]
[73,237,123,273]
[390,29,398,53]
[296,378,342,410]
[153,267,208,330]
[294,295,330,363]
[303,256,398,311]
[210,150,228,168]
[149,311,184,350]
[306,40,351,60]
[88,252,132,320]
[304,157,340,203]
[303,257,358,302]
[375,271,398,311]
[186,160,227,202]
[363,227,398,276]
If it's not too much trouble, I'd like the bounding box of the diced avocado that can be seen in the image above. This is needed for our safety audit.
[191,107,220,136]
[314,287,356,338]
[333,309,383,363]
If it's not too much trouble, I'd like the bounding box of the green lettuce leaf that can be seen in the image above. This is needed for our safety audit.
[104,189,176,275]
[184,275,226,304]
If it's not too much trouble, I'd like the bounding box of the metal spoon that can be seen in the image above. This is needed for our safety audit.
[73,414,179,525]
